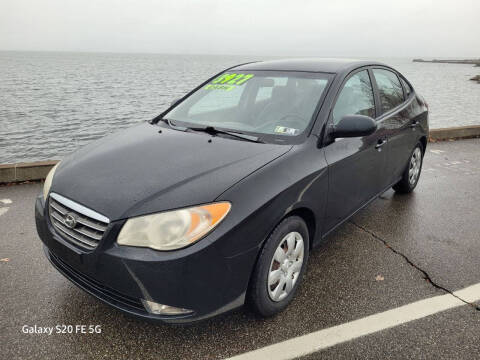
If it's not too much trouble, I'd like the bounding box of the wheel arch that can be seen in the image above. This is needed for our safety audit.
[419,136,427,154]
[253,205,317,266]
[283,207,317,249]
[245,204,317,310]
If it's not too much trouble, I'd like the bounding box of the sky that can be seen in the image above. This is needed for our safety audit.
[0,0,479,57]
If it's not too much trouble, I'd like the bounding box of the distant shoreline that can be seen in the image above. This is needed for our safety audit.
[412,58,480,83]
[412,58,480,66]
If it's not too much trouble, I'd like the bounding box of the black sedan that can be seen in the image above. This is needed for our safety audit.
[35,58,428,323]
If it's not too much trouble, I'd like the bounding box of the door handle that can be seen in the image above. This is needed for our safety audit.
[375,139,387,149]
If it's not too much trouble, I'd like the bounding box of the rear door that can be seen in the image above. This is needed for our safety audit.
[323,68,388,233]
[371,68,414,185]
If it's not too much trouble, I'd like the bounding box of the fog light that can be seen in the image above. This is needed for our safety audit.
[141,299,193,315]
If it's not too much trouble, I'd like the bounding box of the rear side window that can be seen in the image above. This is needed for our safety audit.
[332,70,375,124]
[372,69,404,113]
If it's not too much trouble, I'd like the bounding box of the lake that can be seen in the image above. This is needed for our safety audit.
[1,51,479,163]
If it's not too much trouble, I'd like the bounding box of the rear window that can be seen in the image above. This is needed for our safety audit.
[372,69,404,113]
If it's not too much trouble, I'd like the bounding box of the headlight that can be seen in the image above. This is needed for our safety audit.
[43,162,60,200]
[117,202,231,251]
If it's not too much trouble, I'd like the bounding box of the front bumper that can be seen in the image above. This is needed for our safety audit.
[35,195,256,323]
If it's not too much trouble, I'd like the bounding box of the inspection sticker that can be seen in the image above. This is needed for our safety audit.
[274,126,299,135]
[205,73,254,91]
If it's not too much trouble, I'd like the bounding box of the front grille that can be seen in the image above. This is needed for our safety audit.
[48,193,109,250]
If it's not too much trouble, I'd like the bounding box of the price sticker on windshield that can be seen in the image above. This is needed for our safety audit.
[274,126,299,135]
[205,73,254,91]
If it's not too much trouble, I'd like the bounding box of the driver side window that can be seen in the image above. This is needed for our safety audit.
[333,70,375,125]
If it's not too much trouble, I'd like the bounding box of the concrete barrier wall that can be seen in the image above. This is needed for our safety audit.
[0,160,59,184]
[429,125,480,141]
[1,126,479,184]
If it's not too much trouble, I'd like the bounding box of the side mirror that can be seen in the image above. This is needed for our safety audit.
[333,115,377,138]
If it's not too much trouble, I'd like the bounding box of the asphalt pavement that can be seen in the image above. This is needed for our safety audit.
[1,138,479,360]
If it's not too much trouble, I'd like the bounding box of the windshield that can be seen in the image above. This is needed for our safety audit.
[163,70,331,141]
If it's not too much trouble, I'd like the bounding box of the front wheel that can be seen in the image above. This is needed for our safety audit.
[247,216,309,317]
[393,143,424,193]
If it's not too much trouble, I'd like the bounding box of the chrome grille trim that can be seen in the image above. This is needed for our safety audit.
[49,193,110,224]
[52,219,99,248]
[49,200,108,232]
[48,193,110,250]
[50,212,103,240]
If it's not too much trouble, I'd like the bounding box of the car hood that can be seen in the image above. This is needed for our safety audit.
[51,122,292,220]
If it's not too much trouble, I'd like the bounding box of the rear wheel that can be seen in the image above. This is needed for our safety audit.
[247,216,309,317]
[393,143,424,193]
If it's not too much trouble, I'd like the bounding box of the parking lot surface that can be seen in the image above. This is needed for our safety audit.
[1,139,479,359]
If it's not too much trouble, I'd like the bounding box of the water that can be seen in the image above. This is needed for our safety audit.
[1,51,479,164]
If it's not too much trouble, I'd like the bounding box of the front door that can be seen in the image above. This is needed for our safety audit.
[323,69,388,233]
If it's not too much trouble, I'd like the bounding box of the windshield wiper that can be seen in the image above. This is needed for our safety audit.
[188,126,263,143]
[159,119,263,143]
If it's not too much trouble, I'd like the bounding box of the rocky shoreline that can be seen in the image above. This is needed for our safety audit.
[470,75,480,83]
[413,58,480,83]
[413,58,480,65]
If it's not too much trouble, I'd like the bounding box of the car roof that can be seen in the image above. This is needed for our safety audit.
[232,58,387,74]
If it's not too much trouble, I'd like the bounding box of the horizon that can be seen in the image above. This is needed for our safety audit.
[1,49,478,60]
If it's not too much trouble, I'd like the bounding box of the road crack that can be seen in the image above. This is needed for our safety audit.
[350,221,480,311]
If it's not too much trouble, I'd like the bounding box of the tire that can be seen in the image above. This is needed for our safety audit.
[393,142,424,194]
[247,216,310,317]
